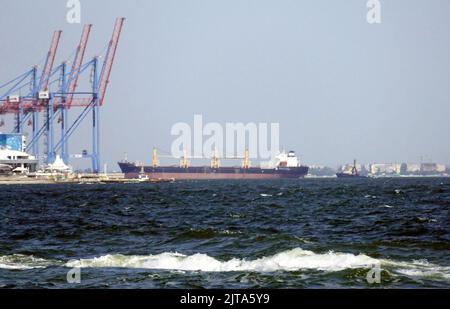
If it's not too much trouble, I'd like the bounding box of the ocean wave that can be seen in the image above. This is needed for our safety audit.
[3,249,449,283]
[65,249,450,281]
[65,248,379,272]
[384,259,450,281]
[0,254,56,270]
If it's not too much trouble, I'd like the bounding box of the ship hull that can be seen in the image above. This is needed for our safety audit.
[336,172,366,178]
[118,162,309,180]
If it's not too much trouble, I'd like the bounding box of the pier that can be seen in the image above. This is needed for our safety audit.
[0,173,174,185]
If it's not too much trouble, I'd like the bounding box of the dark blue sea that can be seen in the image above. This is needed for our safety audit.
[0,178,449,288]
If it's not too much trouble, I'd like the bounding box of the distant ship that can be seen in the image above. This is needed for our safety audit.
[336,159,365,178]
[118,150,309,180]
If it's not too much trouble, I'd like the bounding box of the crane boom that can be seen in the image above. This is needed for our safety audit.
[37,30,62,93]
[66,24,92,108]
[98,17,125,105]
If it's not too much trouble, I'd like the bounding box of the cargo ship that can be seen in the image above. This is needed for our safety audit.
[118,150,309,180]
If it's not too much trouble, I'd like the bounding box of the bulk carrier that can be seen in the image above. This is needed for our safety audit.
[118,150,309,180]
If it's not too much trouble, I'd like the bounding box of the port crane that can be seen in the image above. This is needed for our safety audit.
[0,18,125,173]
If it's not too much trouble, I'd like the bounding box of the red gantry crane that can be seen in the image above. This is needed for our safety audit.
[0,18,125,173]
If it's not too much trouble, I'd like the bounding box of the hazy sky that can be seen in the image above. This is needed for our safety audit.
[1,0,449,170]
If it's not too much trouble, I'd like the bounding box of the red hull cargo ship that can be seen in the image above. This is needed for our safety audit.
[118,150,309,180]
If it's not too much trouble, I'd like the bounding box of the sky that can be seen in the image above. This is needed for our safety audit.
[0,0,449,170]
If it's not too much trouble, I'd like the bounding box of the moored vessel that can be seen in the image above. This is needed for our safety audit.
[118,150,309,180]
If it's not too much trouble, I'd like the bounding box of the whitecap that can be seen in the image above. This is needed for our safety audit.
[65,248,379,273]
[3,249,449,283]
[383,259,450,281]
[379,204,393,208]
[64,249,450,282]
[0,254,56,270]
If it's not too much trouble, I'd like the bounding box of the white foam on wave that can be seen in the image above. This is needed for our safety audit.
[3,249,449,283]
[379,204,393,208]
[65,248,379,272]
[0,254,55,270]
[383,259,450,281]
[65,249,450,281]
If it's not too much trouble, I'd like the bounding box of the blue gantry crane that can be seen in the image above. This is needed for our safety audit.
[0,18,125,173]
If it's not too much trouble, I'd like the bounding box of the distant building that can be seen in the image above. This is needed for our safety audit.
[369,163,401,175]
[0,133,37,174]
[400,163,408,175]
[0,133,25,152]
[437,164,446,173]
[421,163,437,174]
[406,163,421,173]
[339,163,362,173]
[0,149,38,173]
[308,165,336,176]
[419,163,447,175]
[368,162,448,176]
